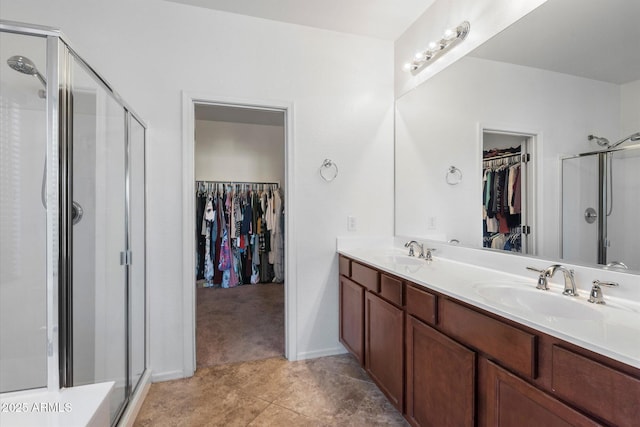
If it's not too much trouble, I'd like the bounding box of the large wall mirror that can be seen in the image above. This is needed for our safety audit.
[395,0,640,274]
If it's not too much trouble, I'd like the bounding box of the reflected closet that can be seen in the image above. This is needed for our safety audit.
[482,131,533,254]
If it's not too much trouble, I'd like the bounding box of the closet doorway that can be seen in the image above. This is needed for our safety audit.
[482,129,536,255]
[190,101,288,370]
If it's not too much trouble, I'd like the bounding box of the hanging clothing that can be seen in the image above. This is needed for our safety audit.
[482,147,523,252]
[272,189,284,283]
[194,181,284,287]
[195,194,206,280]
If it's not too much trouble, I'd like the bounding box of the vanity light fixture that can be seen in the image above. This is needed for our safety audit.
[403,21,470,73]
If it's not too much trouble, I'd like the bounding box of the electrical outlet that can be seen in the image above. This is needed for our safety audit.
[347,216,357,232]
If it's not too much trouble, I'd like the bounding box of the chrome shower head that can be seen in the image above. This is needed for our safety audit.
[7,55,47,87]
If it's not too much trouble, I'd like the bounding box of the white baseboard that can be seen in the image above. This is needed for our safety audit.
[118,370,151,427]
[296,346,347,361]
[150,370,186,383]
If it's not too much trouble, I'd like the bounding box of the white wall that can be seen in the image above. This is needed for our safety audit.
[621,80,640,137]
[0,0,394,379]
[395,56,620,259]
[195,120,284,185]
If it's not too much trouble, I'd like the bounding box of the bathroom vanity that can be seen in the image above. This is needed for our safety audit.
[338,250,640,426]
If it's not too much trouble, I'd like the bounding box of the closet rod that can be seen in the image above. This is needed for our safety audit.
[482,151,522,162]
[196,180,280,186]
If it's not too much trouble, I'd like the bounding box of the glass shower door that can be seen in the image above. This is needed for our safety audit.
[607,148,640,270]
[0,31,48,394]
[70,58,127,422]
[561,154,599,265]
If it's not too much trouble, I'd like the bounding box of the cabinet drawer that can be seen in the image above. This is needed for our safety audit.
[551,346,640,425]
[440,299,537,379]
[339,255,351,277]
[406,284,437,326]
[351,262,379,292]
[380,274,403,306]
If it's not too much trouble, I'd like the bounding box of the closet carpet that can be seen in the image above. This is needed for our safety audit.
[196,283,285,368]
[133,354,409,426]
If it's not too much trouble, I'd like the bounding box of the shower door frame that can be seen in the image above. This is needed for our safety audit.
[58,40,149,423]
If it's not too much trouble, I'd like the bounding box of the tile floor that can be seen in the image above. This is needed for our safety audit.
[134,354,409,426]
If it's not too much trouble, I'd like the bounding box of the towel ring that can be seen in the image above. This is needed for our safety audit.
[446,166,462,185]
[320,159,338,182]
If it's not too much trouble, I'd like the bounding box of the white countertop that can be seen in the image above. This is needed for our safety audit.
[339,246,640,369]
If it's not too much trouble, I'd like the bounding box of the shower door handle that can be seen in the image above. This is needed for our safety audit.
[120,250,132,266]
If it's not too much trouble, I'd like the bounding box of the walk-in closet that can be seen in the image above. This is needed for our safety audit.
[193,104,285,368]
[482,131,533,254]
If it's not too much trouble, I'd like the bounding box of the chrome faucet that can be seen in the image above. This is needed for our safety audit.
[404,240,425,258]
[527,264,578,296]
[545,265,578,297]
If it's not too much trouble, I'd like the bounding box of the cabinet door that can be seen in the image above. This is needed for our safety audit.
[406,315,475,427]
[480,359,600,427]
[339,277,364,365]
[365,292,404,411]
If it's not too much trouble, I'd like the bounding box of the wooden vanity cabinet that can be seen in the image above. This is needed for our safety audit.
[479,359,600,427]
[339,256,404,410]
[339,276,365,365]
[365,291,404,411]
[338,255,640,426]
[406,314,475,427]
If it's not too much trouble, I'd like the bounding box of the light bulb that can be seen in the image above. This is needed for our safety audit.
[403,63,412,72]
[414,51,425,61]
[429,41,444,52]
[443,28,457,41]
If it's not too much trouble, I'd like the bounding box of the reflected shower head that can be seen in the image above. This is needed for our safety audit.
[588,132,640,149]
[588,134,610,147]
[609,132,640,149]
[7,55,47,87]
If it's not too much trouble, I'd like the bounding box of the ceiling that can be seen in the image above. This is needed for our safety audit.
[470,0,640,85]
[164,0,435,40]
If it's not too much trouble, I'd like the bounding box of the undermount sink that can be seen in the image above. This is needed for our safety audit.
[472,283,603,321]
[374,254,425,267]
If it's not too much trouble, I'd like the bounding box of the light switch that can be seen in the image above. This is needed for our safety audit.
[427,216,437,230]
[347,216,357,232]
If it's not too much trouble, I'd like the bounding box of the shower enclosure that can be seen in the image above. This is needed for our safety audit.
[0,21,146,425]
[561,144,640,271]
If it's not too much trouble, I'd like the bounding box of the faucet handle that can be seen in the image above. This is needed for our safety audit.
[588,280,619,304]
[526,266,549,290]
[425,248,436,261]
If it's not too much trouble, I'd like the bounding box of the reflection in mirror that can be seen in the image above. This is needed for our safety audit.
[395,0,640,274]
